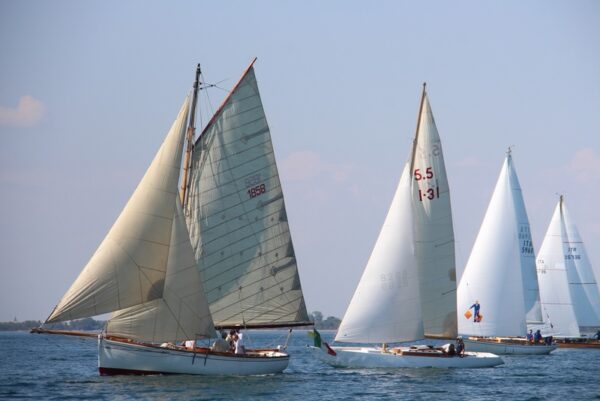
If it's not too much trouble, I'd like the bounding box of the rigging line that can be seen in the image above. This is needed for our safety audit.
[202,79,216,129]
[209,84,232,92]
[200,78,231,93]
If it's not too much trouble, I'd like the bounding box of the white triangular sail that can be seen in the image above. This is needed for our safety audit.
[185,64,309,328]
[536,197,581,337]
[561,198,600,332]
[410,89,457,338]
[457,151,542,337]
[336,164,423,343]
[47,97,190,323]
[106,199,215,343]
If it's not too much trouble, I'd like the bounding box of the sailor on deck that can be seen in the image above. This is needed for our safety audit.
[235,332,246,355]
[211,331,231,353]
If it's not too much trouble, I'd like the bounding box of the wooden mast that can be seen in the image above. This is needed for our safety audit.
[181,63,201,206]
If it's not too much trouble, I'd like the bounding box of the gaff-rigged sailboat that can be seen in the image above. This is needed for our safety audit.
[310,85,503,368]
[35,59,311,375]
[457,150,556,355]
[536,195,600,348]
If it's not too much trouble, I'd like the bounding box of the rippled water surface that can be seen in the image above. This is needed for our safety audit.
[1,331,599,400]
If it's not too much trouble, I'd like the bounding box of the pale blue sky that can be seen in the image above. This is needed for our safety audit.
[1,0,599,321]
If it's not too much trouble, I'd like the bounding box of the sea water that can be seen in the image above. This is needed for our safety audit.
[1,330,599,400]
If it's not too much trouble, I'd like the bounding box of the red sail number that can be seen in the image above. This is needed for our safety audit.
[417,187,440,201]
[248,183,266,198]
[414,167,434,181]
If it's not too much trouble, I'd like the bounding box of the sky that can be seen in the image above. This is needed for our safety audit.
[1,0,599,322]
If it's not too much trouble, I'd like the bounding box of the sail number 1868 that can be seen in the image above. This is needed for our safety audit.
[248,184,266,198]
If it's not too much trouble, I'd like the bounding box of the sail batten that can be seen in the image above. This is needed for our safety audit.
[47,97,191,324]
[185,65,309,327]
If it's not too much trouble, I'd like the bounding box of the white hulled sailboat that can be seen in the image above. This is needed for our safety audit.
[35,59,311,375]
[310,85,503,368]
[457,150,556,355]
[536,195,600,348]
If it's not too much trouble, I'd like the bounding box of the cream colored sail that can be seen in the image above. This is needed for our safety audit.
[536,196,580,337]
[561,198,600,331]
[47,97,190,323]
[106,199,215,343]
[335,164,423,343]
[457,151,541,337]
[185,64,309,328]
[410,87,457,338]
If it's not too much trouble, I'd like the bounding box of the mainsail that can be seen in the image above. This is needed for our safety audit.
[335,85,456,344]
[536,196,581,337]
[558,197,600,331]
[457,151,543,337]
[185,61,310,328]
[335,164,423,343]
[410,86,457,338]
[47,97,191,324]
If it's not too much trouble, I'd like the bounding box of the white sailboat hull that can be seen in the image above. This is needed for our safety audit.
[98,337,289,375]
[309,346,503,369]
[463,338,556,355]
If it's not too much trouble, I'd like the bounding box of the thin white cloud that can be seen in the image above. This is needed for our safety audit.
[0,95,46,127]
[567,148,600,184]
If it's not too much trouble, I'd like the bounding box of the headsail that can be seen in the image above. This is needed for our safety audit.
[47,97,191,324]
[410,86,457,338]
[457,151,542,337]
[106,198,215,343]
[335,164,423,344]
[536,196,581,337]
[185,61,310,328]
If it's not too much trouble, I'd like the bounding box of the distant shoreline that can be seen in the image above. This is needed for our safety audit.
[0,318,105,332]
[1,317,340,332]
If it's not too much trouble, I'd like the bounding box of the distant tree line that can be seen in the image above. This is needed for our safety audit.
[310,311,341,330]
[0,318,105,332]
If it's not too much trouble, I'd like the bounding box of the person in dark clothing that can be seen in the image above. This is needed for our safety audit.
[456,337,465,357]
[534,329,542,344]
[470,301,481,322]
[526,329,534,343]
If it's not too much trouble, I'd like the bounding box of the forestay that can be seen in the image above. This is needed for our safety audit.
[47,97,191,324]
[536,196,581,337]
[335,165,423,344]
[458,152,541,337]
[185,65,309,328]
[410,89,457,339]
[106,199,215,343]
